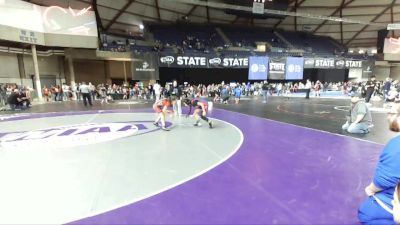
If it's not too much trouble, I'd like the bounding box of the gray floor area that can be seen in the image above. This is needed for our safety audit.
[0,112,242,224]
[215,96,398,144]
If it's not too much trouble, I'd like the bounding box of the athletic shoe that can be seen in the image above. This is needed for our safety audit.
[194,123,202,127]
[153,122,160,127]
[208,121,213,129]
[161,127,170,131]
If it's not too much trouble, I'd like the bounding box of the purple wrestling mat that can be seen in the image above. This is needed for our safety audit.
[68,108,382,225]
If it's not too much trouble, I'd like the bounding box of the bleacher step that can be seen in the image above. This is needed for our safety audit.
[215,27,230,45]
[274,31,294,48]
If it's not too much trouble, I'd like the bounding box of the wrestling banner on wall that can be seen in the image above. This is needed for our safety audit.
[313,58,336,69]
[268,57,286,80]
[158,54,249,68]
[132,53,159,80]
[157,54,373,70]
[248,56,269,80]
[312,58,364,69]
[362,61,375,78]
[285,57,304,80]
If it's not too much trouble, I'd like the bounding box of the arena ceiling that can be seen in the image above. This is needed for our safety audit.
[25,0,400,48]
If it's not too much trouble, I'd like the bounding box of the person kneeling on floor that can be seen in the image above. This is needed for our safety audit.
[7,89,29,111]
[342,92,373,134]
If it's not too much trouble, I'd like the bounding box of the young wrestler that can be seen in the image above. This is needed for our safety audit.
[153,98,172,131]
[182,98,213,128]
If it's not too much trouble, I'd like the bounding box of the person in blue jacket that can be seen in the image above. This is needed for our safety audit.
[234,85,242,104]
[394,183,400,224]
[358,104,400,224]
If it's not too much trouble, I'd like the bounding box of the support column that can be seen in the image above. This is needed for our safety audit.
[340,0,344,44]
[104,61,111,85]
[67,56,76,86]
[294,0,298,31]
[31,45,43,102]
[123,61,127,84]
[17,54,26,86]
[58,56,66,85]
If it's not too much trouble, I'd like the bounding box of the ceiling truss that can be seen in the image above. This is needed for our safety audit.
[24,0,400,47]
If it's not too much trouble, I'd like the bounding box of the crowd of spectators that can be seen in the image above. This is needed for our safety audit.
[176,33,219,54]
[0,84,32,110]
[101,40,127,52]
[2,77,399,110]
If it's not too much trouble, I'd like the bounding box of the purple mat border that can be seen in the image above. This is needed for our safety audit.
[1,109,383,224]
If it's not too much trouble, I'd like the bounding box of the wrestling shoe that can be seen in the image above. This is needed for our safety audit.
[208,121,213,129]
[161,127,170,131]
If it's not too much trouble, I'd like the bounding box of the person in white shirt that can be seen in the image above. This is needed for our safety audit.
[79,82,92,106]
[387,87,399,102]
[153,82,161,101]
[305,79,312,99]
[89,82,96,101]
[62,83,70,101]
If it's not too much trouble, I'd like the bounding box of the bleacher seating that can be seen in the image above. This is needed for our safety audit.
[279,31,344,54]
[221,27,287,49]
[130,45,154,53]
[101,42,127,52]
[149,24,224,49]
[101,23,356,58]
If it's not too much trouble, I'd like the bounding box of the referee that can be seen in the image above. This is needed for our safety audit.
[79,82,92,106]
[169,80,182,116]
